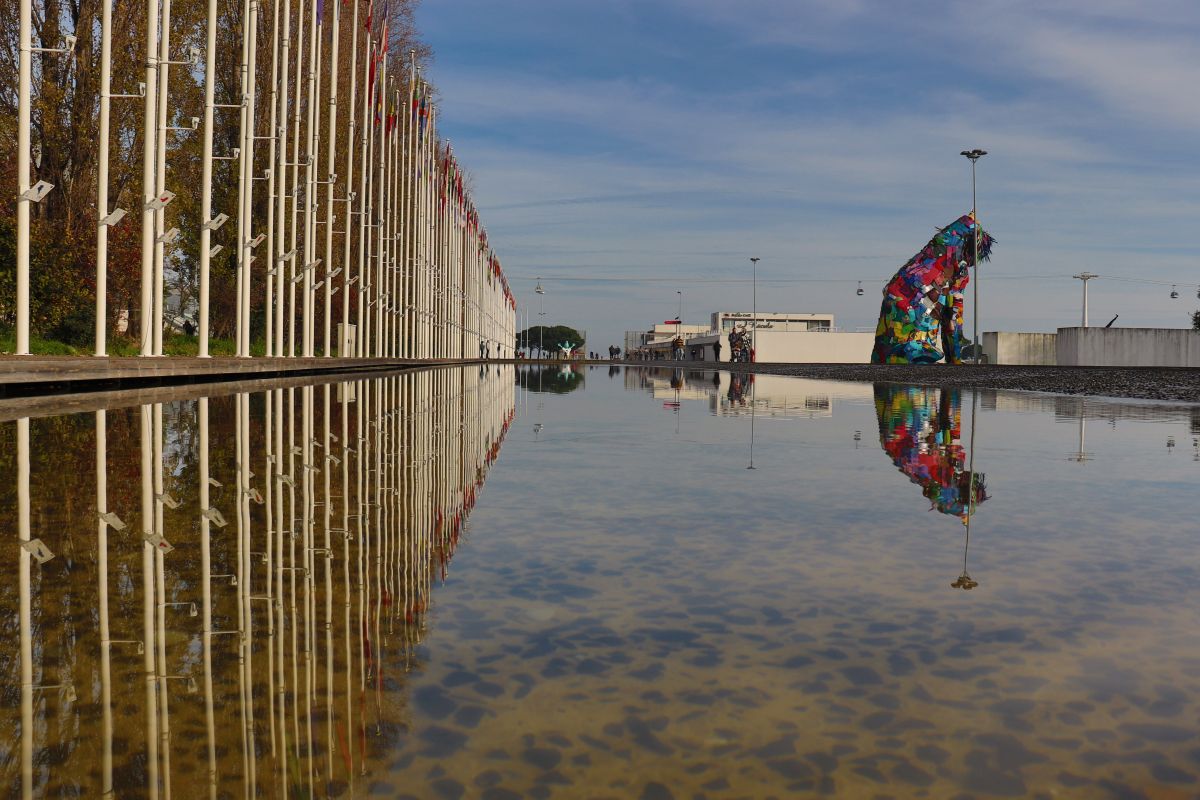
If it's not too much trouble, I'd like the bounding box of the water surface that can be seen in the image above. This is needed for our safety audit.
[2,365,1198,798]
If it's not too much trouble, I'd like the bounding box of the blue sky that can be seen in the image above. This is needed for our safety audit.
[417,0,1200,347]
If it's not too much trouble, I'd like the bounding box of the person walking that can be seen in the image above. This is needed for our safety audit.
[713,340,722,362]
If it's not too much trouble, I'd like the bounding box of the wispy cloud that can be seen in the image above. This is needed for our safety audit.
[419,0,1200,344]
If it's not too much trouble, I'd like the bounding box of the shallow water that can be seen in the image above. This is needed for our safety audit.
[1,364,1198,798]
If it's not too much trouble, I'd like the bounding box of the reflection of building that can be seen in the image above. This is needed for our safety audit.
[714,374,874,418]
[874,384,987,520]
[625,368,873,420]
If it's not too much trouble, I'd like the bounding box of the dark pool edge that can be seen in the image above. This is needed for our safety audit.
[613,361,1200,405]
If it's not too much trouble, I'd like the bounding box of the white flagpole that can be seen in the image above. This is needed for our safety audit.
[16,0,33,354]
[389,87,401,357]
[241,1,259,358]
[302,0,321,357]
[378,81,391,359]
[152,0,172,356]
[197,0,219,357]
[361,41,375,356]
[232,0,251,356]
[322,0,341,357]
[355,37,374,357]
[138,0,160,356]
[288,0,308,358]
[402,58,416,359]
[374,56,388,357]
[274,0,294,357]
[95,0,115,356]
[341,0,362,357]
[263,0,281,357]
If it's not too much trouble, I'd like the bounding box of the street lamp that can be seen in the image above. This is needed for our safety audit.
[535,278,545,359]
[749,257,759,361]
[676,290,682,357]
[960,149,986,363]
[1072,272,1098,327]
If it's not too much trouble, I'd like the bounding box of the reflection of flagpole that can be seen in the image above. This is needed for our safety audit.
[140,406,161,798]
[18,418,33,798]
[274,387,290,783]
[199,398,217,798]
[241,392,258,790]
[97,411,115,796]
[341,375,354,790]
[355,377,366,777]
[287,387,300,771]
[235,395,249,795]
[263,391,277,756]
[322,383,335,780]
[153,403,172,796]
[302,385,315,790]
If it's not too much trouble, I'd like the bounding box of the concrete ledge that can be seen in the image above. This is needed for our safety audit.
[1057,327,1200,367]
[0,356,475,397]
[982,331,1057,365]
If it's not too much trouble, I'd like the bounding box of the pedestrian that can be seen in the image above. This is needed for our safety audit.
[713,340,721,361]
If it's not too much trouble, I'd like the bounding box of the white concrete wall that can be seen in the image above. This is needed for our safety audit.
[1056,327,1200,367]
[982,332,1057,365]
[753,330,874,363]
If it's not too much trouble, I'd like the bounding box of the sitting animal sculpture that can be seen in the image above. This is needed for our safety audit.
[871,214,995,364]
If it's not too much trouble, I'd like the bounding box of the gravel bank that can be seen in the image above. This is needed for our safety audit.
[634,362,1200,404]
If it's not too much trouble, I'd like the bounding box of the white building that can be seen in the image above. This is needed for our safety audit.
[711,311,834,334]
[633,311,874,364]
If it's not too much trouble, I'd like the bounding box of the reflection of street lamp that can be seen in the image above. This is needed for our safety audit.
[960,149,986,363]
[747,376,757,469]
[535,279,546,359]
[953,390,981,589]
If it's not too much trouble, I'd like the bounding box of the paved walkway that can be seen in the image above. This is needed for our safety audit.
[0,356,473,396]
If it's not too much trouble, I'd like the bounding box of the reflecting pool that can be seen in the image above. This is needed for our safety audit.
[2,365,1198,798]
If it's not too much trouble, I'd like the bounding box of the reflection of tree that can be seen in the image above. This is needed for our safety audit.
[873,384,987,520]
[515,366,585,394]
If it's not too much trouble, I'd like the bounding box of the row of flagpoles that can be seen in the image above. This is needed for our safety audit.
[11,367,515,796]
[14,0,516,358]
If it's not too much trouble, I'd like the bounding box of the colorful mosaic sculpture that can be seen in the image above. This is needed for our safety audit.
[871,214,995,364]
[874,385,987,520]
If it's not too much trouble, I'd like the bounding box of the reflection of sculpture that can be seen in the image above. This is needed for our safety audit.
[516,365,585,394]
[872,214,995,364]
[874,384,987,520]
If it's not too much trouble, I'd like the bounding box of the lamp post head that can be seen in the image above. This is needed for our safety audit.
[961,149,987,162]
[749,257,760,264]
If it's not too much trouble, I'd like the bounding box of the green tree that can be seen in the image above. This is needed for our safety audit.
[516,325,584,357]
